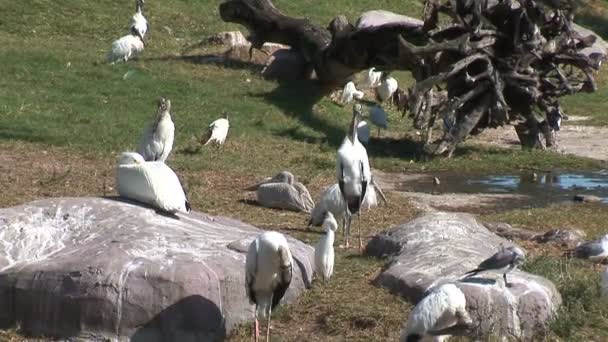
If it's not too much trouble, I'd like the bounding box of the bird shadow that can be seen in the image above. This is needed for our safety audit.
[458,276,497,286]
[103,196,182,220]
[145,53,263,73]
[366,136,425,160]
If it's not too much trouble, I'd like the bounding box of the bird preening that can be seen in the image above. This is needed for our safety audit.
[138,97,174,162]
[201,111,230,147]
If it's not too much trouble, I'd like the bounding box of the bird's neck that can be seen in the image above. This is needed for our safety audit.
[349,114,359,143]
[136,3,143,14]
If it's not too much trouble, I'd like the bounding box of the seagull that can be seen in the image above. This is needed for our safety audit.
[376,72,398,102]
[336,104,372,251]
[137,97,174,162]
[363,67,382,88]
[107,27,145,64]
[129,0,148,44]
[245,231,293,342]
[116,152,191,214]
[368,105,388,137]
[201,112,230,147]
[245,171,314,213]
[341,81,364,104]
[464,245,526,287]
[315,212,337,282]
[565,234,608,267]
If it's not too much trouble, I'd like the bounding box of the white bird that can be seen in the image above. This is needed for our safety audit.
[376,72,398,102]
[245,171,314,213]
[116,152,191,214]
[315,212,337,281]
[341,81,364,104]
[464,245,526,287]
[357,120,370,145]
[336,104,372,251]
[137,98,174,162]
[129,0,148,43]
[369,105,388,137]
[566,234,608,266]
[363,67,382,88]
[602,266,608,299]
[107,28,144,64]
[245,231,293,342]
[201,112,230,147]
[400,283,472,342]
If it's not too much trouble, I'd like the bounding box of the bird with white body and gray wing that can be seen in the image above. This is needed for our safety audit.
[245,231,293,342]
[201,112,230,147]
[565,234,608,266]
[464,245,526,287]
[245,171,314,213]
[130,0,148,44]
[137,98,174,162]
[376,72,398,102]
[315,212,337,282]
[116,152,191,214]
[341,81,364,104]
[107,27,145,64]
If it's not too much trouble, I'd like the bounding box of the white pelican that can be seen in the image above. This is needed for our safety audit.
[400,283,471,342]
[464,245,526,287]
[336,104,371,250]
[137,97,174,162]
[376,72,398,102]
[245,231,293,342]
[315,212,337,282]
[341,81,364,104]
[107,27,144,64]
[363,67,382,88]
[130,0,148,43]
[201,112,230,147]
[245,171,314,213]
[116,152,191,214]
[369,105,388,137]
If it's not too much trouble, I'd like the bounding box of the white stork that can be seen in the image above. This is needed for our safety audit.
[341,81,364,104]
[201,112,230,147]
[137,97,174,162]
[376,72,398,102]
[363,67,382,88]
[130,0,148,44]
[107,27,144,64]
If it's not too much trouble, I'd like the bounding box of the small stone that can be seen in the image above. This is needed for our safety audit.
[573,194,602,203]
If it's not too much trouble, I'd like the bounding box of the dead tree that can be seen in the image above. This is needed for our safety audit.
[219,0,606,156]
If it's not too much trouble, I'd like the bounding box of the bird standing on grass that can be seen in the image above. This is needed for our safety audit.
[130,0,148,44]
[137,98,174,162]
[464,245,526,287]
[376,72,398,102]
[315,212,337,282]
[107,27,145,64]
[341,81,364,104]
[368,105,388,137]
[245,231,293,342]
[201,112,230,147]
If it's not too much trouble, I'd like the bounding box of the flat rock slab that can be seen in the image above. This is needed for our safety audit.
[0,197,314,341]
[366,212,561,340]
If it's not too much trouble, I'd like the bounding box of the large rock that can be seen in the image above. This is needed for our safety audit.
[0,197,314,341]
[366,212,561,340]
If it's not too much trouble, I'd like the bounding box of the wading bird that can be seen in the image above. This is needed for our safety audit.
[245,231,293,342]
[364,67,382,88]
[138,97,174,162]
[315,212,337,281]
[376,72,398,102]
[341,81,364,104]
[464,245,526,287]
[201,112,230,147]
[130,0,148,43]
[107,27,145,64]
[245,171,314,213]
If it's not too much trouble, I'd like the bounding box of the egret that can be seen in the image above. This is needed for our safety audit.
[315,212,337,282]
[116,152,191,214]
[137,97,174,162]
[107,27,144,64]
[464,245,526,287]
[245,231,293,342]
[245,171,314,213]
[376,72,398,102]
[130,0,148,43]
[369,105,388,137]
[565,234,608,268]
[336,104,371,251]
[201,112,230,147]
[400,283,472,342]
[363,67,382,88]
[341,81,364,104]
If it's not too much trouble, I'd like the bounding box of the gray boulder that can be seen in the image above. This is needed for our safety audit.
[0,197,314,341]
[366,212,561,340]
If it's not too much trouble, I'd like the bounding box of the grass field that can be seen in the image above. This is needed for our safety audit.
[1,0,608,341]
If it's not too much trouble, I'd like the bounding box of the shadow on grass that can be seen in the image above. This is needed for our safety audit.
[146,54,263,73]
[576,13,608,39]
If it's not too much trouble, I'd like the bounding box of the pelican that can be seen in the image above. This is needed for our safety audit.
[245,171,314,213]
[369,105,388,137]
[341,81,364,104]
[245,231,293,342]
[376,72,398,102]
[315,212,337,282]
[464,245,526,287]
[137,97,174,162]
[116,152,191,214]
[565,234,608,267]
[107,27,144,64]
[363,67,382,88]
[201,112,230,147]
[336,104,371,250]
[129,0,148,44]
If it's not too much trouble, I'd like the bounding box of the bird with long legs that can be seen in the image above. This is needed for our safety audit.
[245,231,293,342]
[336,104,371,251]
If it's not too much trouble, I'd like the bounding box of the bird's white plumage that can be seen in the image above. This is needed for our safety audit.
[138,98,174,162]
[369,105,388,130]
[357,120,370,144]
[400,284,471,342]
[107,34,144,64]
[116,152,190,213]
[364,67,382,88]
[309,182,384,226]
[341,81,364,104]
[203,116,230,146]
[377,74,398,102]
[315,212,337,281]
[130,0,148,41]
[337,135,371,208]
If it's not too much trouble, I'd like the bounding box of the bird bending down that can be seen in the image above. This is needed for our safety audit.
[137,98,174,162]
[245,231,293,342]
[107,27,145,64]
[341,81,364,104]
[116,152,191,214]
[464,245,526,287]
[130,0,148,44]
[565,234,608,268]
[315,212,337,281]
[245,171,314,213]
[364,67,382,89]
[400,283,472,342]
[376,72,398,102]
[201,112,230,147]
[336,104,372,251]
[369,105,388,137]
